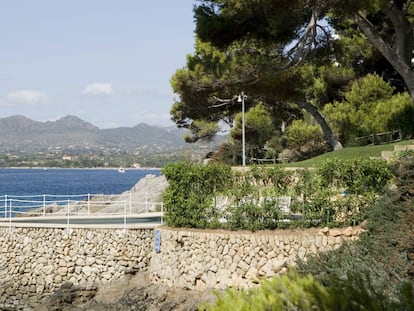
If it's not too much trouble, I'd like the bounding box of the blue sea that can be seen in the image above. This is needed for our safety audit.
[0,168,161,197]
[0,168,161,217]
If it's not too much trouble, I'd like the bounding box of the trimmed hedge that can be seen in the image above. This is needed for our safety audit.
[162,159,392,230]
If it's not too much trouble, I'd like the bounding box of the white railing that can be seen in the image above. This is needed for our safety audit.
[0,192,164,233]
[0,192,163,216]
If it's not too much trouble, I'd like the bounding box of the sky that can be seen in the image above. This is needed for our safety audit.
[0,0,196,128]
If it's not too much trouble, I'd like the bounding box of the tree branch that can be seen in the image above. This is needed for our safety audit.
[354,12,412,78]
[382,1,413,65]
[286,5,320,66]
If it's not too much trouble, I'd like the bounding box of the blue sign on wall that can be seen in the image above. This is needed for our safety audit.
[155,229,161,253]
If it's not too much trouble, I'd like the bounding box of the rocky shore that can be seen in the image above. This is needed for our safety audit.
[36,272,216,311]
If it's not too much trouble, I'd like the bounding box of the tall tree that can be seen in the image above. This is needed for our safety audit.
[194,0,414,102]
[231,102,276,160]
[170,37,345,150]
[171,38,286,141]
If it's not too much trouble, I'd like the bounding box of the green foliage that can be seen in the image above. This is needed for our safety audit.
[333,30,375,73]
[344,73,394,105]
[210,141,240,165]
[163,158,392,230]
[385,93,414,139]
[286,120,323,149]
[223,166,294,231]
[204,155,414,309]
[302,64,355,107]
[183,119,219,143]
[298,154,414,305]
[317,158,392,194]
[202,270,331,311]
[282,140,414,168]
[162,162,232,228]
[231,103,275,160]
[323,74,414,145]
[308,158,391,225]
[202,269,414,310]
[174,0,414,157]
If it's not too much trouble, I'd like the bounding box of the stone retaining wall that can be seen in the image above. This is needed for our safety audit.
[0,225,362,309]
[0,227,153,310]
[150,226,362,290]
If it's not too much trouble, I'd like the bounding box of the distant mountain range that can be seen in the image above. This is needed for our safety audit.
[0,115,220,153]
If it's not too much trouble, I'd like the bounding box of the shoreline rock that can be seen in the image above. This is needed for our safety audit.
[36,272,216,311]
[25,174,168,216]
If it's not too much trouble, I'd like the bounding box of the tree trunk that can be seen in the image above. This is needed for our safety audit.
[354,11,414,103]
[298,101,343,150]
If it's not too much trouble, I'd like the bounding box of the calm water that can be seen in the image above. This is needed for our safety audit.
[0,168,161,197]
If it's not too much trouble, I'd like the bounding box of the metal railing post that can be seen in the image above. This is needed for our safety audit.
[67,199,70,235]
[43,194,46,216]
[123,200,127,234]
[9,198,12,233]
[87,193,90,216]
[129,191,132,215]
[4,194,7,218]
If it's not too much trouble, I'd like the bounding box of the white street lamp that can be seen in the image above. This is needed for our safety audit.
[237,92,246,166]
[209,93,247,166]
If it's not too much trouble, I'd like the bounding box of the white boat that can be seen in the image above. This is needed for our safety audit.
[117,167,126,173]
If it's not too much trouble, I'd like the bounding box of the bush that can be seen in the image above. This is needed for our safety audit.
[162,162,232,228]
[317,158,392,194]
[298,154,414,305]
[162,159,393,230]
[202,269,414,310]
[284,119,327,160]
[202,270,331,311]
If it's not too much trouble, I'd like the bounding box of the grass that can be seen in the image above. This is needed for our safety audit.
[280,139,414,168]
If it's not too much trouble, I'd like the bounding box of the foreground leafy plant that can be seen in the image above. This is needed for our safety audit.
[298,154,414,305]
[201,270,414,311]
[202,271,330,311]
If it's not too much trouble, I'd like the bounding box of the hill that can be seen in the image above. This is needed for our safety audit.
[0,115,216,153]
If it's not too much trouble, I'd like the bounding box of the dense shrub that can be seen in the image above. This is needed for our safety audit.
[317,158,392,194]
[298,154,414,305]
[224,166,293,231]
[162,162,232,228]
[202,270,330,311]
[204,158,414,308]
[323,74,414,146]
[285,119,327,160]
[162,159,392,230]
[202,269,414,311]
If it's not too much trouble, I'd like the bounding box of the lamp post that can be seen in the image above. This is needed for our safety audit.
[237,92,246,166]
[209,92,246,166]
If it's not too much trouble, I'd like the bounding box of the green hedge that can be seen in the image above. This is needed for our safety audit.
[162,159,392,230]
[162,162,232,228]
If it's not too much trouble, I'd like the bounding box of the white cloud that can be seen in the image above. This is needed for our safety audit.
[120,88,171,98]
[83,83,113,95]
[5,90,49,106]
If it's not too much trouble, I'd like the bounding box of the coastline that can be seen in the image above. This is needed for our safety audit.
[0,166,162,171]
[0,168,164,201]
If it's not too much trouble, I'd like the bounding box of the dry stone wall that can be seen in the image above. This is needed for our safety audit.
[0,227,153,310]
[0,225,361,310]
[150,227,362,290]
